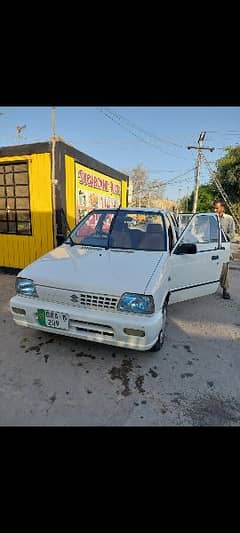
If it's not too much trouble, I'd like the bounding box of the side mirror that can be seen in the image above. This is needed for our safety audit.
[174,242,197,255]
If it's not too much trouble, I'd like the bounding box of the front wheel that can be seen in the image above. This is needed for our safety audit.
[150,301,168,352]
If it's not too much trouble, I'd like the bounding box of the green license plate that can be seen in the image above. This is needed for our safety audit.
[37,309,69,329]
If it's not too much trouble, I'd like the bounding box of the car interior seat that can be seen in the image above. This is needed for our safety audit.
[138,223,165,251]
[110,219,132,249]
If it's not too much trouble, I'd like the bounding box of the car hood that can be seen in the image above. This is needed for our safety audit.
[19,244,165,296]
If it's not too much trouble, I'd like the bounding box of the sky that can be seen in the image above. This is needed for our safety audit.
[0,106,240,201]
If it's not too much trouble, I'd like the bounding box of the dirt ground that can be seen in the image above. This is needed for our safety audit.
[0,262,240,426]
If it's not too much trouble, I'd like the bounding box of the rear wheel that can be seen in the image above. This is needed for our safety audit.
[150,300,168,352]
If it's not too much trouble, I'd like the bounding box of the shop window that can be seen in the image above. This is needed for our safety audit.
[0,162,32,235]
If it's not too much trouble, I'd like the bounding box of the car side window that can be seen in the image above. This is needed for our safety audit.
[177,214,220,251]
[177,213,193,235]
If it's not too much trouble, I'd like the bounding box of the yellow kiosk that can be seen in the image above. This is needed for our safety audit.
[0,140,128,269]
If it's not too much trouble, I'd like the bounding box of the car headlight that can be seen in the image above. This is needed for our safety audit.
[16,278,38,297]
[118,293,154,314]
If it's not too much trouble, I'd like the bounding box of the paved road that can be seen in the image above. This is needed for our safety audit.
[0,263,240,426]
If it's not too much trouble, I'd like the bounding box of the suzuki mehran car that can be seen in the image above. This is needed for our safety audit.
[10,208,230,352]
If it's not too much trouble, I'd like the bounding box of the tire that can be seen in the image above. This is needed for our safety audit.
[150,300,168,352]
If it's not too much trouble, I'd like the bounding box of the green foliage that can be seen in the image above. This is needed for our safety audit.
[180,184,215,213]
[179,144,240,214]
[196,185,216,212]
[216,146,240,201]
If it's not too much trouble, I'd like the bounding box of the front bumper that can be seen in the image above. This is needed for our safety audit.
[10,295,163,351]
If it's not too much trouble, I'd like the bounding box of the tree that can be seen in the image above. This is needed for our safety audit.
[178,193,191,212]
[127,165,148,206]
[126,164,166,207]
[147,179,166,207]
[179,146,240,216]
[215,146,240,202]
[180,184,215,213]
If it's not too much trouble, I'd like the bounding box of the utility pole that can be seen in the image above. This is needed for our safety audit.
[16,124,26,144]
[178,188,182,214]
[185,186,189,212]
[187,132,214,213]
[51,107,57,247]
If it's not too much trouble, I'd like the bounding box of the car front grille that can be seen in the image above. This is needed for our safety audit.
[74,293,118,310]
[36,286,119,311]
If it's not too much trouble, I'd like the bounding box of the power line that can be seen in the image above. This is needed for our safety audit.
[206,129,240,134]
[156,167,195,187]
[97,107,189,160]
[100,107,185,149]
[167,175,195,187]
[97,107,179,157]
[147,169,189,173]
[129,167,195,198]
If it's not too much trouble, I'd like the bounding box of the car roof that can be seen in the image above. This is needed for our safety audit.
[93,207,166,215]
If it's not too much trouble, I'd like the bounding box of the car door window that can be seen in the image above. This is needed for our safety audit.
[177,213,193,235]
[179,214,219,251]
[169,213,227,304]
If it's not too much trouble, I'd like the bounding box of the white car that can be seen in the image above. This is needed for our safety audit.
[177,212,194,235]
[10,208,230,352]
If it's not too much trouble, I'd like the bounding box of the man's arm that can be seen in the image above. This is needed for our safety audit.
[228,217,235,242]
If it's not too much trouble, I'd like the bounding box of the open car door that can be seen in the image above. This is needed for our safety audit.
[177,212,194,236]
[169,213,230,304]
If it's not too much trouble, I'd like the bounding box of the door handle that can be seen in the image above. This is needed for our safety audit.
[211,255,219,260]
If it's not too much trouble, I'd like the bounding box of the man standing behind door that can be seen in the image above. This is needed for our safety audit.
[213,199,235,299]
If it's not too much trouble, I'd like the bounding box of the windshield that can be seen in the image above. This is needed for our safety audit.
[66,209,167,251]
